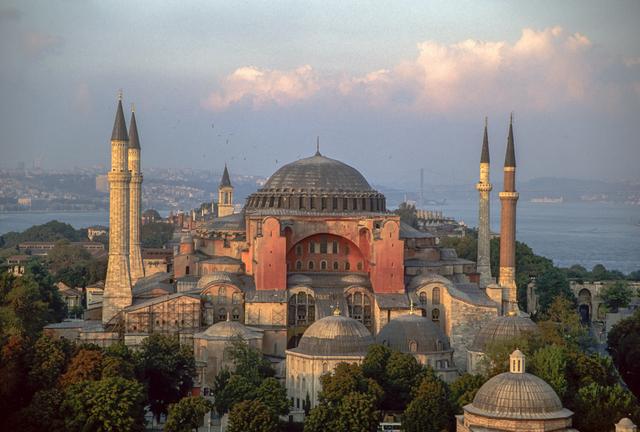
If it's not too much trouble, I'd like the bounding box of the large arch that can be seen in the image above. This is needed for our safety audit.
[201,283,244,325]
[344,286,374,332]
[286,233,367,273]
[578,288,592,323]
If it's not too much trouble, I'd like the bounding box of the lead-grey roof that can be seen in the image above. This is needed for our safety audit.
[481,118,490,164]
[377,313,451,353]
[220,164,232,187]
[262,153,373,192]
[399,222,434,239]
[111,99,128,141]
[505,115,516,167]
[467,372,570,420]
[292,314,374,356]
[469,315,538,352]
[195,320,262,341]
[129,111,140,149]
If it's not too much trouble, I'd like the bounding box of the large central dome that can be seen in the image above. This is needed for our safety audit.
[245,151,386,213]
[264,153,373,192]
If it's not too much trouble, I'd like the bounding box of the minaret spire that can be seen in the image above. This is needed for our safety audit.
[128,106,144,283]
[218,163,234,217]
[476,117,493,287]
[315,136,321,156]
[103,95,133,324]
[499,113,519,312]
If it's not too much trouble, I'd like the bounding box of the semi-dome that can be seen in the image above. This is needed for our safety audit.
[466,350,572,420]
[469,314,538,353]
[196,271,237,289]
[377,313,451,354]
[196,319,262,341]
[245,152,386,213]
[294,311,374,356]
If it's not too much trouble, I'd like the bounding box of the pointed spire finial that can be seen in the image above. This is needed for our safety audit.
[111,94,128,141]
[118,89,123,101]
[315,136,321,156]
[504,113,516,167]
[131,102,135,113]
[481,116,490,163]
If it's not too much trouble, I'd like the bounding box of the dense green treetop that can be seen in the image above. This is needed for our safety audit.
[165,396,213,432]
[227,400,278,432]
[608,309,640,399]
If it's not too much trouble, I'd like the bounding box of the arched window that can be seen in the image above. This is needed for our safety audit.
[347,291,372,330]
[295,260,302,270]
[357,261,363,271]
[432,307,440,322]
[232,292,242,304]
[419,291,427,305]
[320,260,327,270]
[436,340,443,351]
[409,340,417,353]
[345,262,351,271]
[333,261,339,270]
[232,308,240,321]
[432,287,441,305]
[322,362,328,373]
[308,261,314,270]
[288,292,316,326]
[218,286,227,304]
[296,244,302,256]
[218,308,227,322]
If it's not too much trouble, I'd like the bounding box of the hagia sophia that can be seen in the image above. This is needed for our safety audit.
[45,96,627,432]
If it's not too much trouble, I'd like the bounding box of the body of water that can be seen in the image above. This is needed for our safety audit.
[1,201,638,273]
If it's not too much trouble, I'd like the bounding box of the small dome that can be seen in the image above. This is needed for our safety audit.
[377,313,450,353]
[470,315,538,353]
[617,418,637,427]
[197,320,262,341]
[295,314,373,356]
[468,372,566,420]
[196,272,237,289]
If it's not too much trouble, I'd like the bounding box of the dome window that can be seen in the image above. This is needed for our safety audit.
[432,308,440,322]
[432,287,441,305]
[409,340,418,353]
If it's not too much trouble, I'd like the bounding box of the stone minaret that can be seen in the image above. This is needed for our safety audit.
[103,96,133,324]
[476,117,493,287]
[499,114,519,309]
[128,107,145,284]
[217,164,234,217]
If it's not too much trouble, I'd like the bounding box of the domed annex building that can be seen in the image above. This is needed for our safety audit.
[285,309,374,410]
[457,350,578,432]
[376,311,457,382]
[45,99,538,411]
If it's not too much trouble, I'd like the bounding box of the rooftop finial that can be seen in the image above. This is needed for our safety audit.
[332,305,341,316]
[510,349,525,374]
[131,102,135,113]
[315,136,321,156]
[510,111,514,124]
[409,298,415,315]
[118,89,123,101]
[485,116,488,128]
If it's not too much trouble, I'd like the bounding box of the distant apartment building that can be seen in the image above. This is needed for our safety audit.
[5,255,31,277]
[18,241,105,256]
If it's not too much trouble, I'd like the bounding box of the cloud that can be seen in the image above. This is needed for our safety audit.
[22,31,63,57]
[204,26,638,113]
[203,65,321,110]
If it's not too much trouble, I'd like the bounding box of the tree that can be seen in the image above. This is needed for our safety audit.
[335,392,380,432]
[528,345,568,398]
[362,344,391,380]
[227,400,278,432]
[59,348,104,387]
[599,281,633,313]
[608,309,640,398]
[383,351,425,411]
[256,377,289,416]
[213,374,257,416]
[164,396,213,432]
[102,342,135,379]
[402,373,454,432]
[449,373,485,413]
[226,336,275,384]
[393,202,418,228]
[135,334,196,421]
[28,334,73,390]
[19,388,66,432]
[141,222,174,248]
[0,335,33,430]
[534,267,576,316]
[572,382,640,432]
[61,377,146,432]
[536,296,592,350]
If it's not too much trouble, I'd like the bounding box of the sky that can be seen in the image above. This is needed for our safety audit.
[1,0,639,186]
